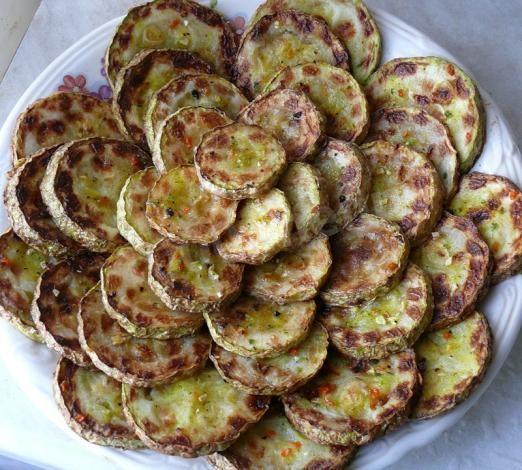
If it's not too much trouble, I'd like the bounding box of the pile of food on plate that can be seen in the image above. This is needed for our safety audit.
[1,0,520,467]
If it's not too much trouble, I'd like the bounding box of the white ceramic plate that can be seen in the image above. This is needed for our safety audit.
[0,1,520,469]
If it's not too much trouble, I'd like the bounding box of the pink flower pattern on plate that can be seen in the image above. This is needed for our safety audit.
[58,74,88,93]
[228,15,246,35]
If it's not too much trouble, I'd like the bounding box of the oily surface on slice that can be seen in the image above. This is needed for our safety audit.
[267,63,369,142]
[54,357,143,448]
[105,0,236,86]
[414,311,491,419]
[122,366,270,457]
[78,285,210,386]
[101,246,204,339]
[321,213,409,307]
[234,10,349,98]
[146,166,237,244]
[412,213,490,330]
[0,230,46,342]
[210,323,328,395]
[149,239,243,313]
[12,92,122,163]
[239,88,324,163]
[449,172,522,284]
[41,137,149,252]
[32,252,105,365]
[320,263,433,362]
[362,140,444,245]
[205,296,316,358]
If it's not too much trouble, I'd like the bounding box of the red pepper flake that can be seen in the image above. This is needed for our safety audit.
[183,207,190,214]
[0,256,10,267]
[264,430,276,438]
[369,388,381,410]
[75,413,86,423]
[59,381,68,392]
[398,89,405,97]
[98,196,110,206]
[288,348,299,356]
[281,447,293,458]
[183,135,193,147]
[292,441,302,450]
[170,19,180,28]
[443,330,453,340]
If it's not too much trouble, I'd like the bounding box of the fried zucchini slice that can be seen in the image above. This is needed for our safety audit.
[413,311,492,419]
[12,92,122,164]
[204,296,315,358]
[146,166,237,244]
[4,146,81,257]
[239,88,324,163]
[122,366,270,457]
[113,49,212,148]
[0,230,46,342]
[78,284,210,386]
[101,246,203,339]
[362,140,444,245]
[105,0,236,87]
[244,234,332,304]
[411,213,490,330]
[210,323,328,395]
[54,358,143,448]
[217,189,292,265]
[32,252,105,365]
[234,11,349,98]
[41,137,148,252]
[149,239,243,313]
[314,139,370,235]
[117,167,161,256]
[368,107,459,201]
[145,73,248,148]
[278,162,330,248]
[365,57,485,172]
[153,106,232,172]
[195,123,286,200]
[208,408,356,470]
[320,263,433,362]
[449,172,522,284]
[249,0,381,84]
[283,349,419,445]
[266,63,369,142]
[321,214,409,307]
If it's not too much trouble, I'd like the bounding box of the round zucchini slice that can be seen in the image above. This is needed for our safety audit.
[153,106,232,172]
[32,252,105,366]
[195,123,286,200]
[122,366,270,457]
[4,146,81,257]
[12,92,122,164]
[413,311,492,420]
[204,296,316,358]
[321,213,409,307]
[411,213,490,331]
[365,57,485,172]
[234,10,349,98]
[145,73,248,148]
[146,166,237,244]
[0,230,47,342]
[78,284,210,386]
[149,239,244,313]
[249,0,381,84]
[216,189,292,265]
[320,263,433,362]
[266,63,369,142]
[54,358,143,449]
[449,172,522,284]
[283,349,420,446]
[244,234,332,304]
[113,49,212,148]
[41,137,149,252]
[313,138,371,235]
[105,0,236,87]
[362,140,444,245]
[208,408,356,470]
[117,167,162,256]
[210,323,328,395]
[368,107,459,201]
[278,162,330,248]
[239,88,324,163]
[101,246,204,339]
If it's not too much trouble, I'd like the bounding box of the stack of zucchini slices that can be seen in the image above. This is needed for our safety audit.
[0,0,517,467]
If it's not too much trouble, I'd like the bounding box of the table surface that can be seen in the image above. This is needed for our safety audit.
[0,1,521,469]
